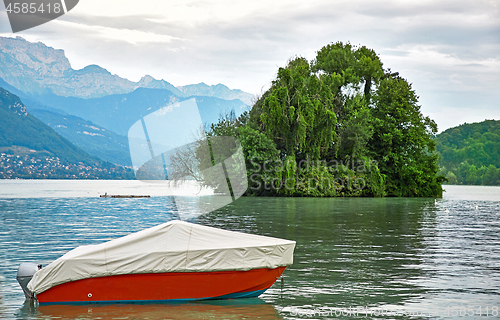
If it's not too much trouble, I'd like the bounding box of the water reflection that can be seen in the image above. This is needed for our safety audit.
[19,298,282,320]
[197,197,500,318]
[200,197,434,309]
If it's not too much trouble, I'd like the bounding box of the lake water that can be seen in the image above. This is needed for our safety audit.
[0,181,499,319]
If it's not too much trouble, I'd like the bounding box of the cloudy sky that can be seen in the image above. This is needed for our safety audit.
[0,0,499,132]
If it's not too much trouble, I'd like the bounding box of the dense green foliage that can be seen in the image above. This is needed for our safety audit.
[436,120,500,185]
[369,77,443,196]
[209,42,443,197]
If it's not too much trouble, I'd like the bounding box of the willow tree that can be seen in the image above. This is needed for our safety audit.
[312,42,384,163]
[260,57,337,159]
[313,41,384,102]
[259,57,337,192]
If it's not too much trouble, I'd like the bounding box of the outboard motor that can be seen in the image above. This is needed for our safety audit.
[16,263,40,300]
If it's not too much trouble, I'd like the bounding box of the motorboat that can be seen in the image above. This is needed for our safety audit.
[17,220,295,305]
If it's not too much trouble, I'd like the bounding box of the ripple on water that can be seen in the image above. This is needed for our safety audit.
[1,185,500,319]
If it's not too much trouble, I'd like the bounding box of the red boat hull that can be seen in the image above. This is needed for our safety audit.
[36,266,286,305]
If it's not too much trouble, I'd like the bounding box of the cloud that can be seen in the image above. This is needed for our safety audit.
[54,19,182,45]
[3,0,500,130]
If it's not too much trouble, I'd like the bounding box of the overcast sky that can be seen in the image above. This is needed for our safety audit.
[0,0,499,132]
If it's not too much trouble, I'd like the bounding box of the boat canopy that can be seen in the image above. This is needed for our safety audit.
[27,220,296,294]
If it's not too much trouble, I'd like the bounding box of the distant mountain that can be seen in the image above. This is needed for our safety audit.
[436,120,500,185]
[1,76,133,166]
[0,37,134,98]
[0,36,251,172]
[136,75,183,96]
[1,76,246,166]
[0,77,63,113]
[176,83,253,105]
[0,88,133,179]
[138,76,253,105]
[29,109,132,166]
[0,87,92,163]
[0,36,253,104]
[30,88,247,136]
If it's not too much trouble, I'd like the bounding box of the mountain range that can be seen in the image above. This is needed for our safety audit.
[29,88,248,137]
[0,36,253,172]
[0,87,134,179]
[0,36,253,104]
[29,108,132,166]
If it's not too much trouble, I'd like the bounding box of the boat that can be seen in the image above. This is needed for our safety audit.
[17,220,295,305]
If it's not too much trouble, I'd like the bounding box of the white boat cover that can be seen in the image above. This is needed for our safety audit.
[27,220,296,295]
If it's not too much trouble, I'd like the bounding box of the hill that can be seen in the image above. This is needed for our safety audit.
[29,109,132,166]
[0,88,133,179]
[436,120,500,185]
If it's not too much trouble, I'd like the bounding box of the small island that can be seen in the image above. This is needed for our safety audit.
[202,42,445,198]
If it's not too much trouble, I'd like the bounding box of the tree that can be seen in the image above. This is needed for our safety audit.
[207,42,446,197]
[201,112,281,195]
[314,42,359,93]
[236,126,281,195]
[436,120,500,186]
[260,57,337,160]
[333,94,373,162]
[354,46,384,101]
[369,76,444,196]
[312,42,384,164]
[482,165,500,185]
[258,57,338,194]
[313,42,384,103]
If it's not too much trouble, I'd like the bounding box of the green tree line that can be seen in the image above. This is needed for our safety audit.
[206,42,444,197]
[436,120,500,185]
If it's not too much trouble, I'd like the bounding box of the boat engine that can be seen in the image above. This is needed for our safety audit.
[16,263,40,300]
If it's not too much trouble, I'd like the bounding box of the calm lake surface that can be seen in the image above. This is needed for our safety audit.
[0,181,499,319]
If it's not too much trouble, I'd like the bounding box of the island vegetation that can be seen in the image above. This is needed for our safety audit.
[206,42,445,197]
